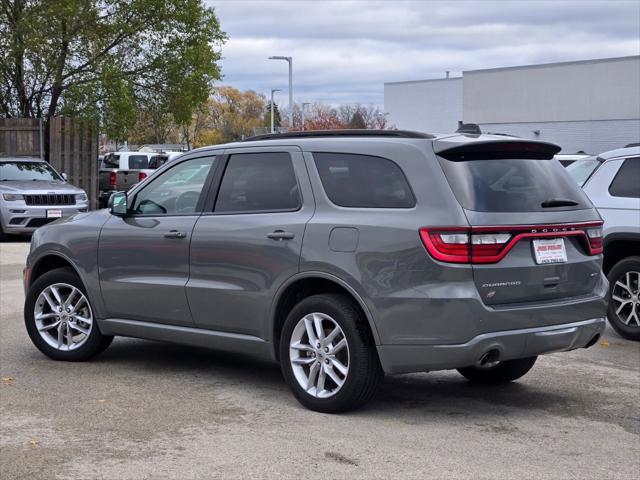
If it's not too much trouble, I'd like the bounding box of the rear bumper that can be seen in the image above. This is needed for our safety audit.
[377,317,606,374]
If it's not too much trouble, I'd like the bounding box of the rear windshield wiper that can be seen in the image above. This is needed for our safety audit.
[541,198,579,208]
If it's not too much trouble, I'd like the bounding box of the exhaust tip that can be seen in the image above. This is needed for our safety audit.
[585,334,600,349]
[478,349,500,368]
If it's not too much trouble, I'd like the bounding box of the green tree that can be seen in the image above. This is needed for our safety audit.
[263,101,281,129]
[0,0,226,142]
[348,110,367,129]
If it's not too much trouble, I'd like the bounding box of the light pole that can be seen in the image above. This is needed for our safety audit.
[301,102,311,131]
[270,88,281,134]
[268,56,293,128]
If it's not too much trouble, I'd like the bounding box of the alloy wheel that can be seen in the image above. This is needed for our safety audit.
[34,283,93,351]
[612,271,640,327]
[289,312,350,398]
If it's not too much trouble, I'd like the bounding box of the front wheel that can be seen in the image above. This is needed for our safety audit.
[280,294,383,413]
[457,356,537,384]
[24,267,113,361]
[607,257,640,341]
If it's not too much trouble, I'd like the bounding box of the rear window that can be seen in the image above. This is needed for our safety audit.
[609,157,640,198]
[438,157,590,212]
[149,155,169,169]
[103,154,120,168]
[128,155,149,169]
[313,152,415,208]
[566,158,601,186]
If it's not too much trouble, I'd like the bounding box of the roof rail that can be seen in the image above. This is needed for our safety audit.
[624,142,640,148]
[243,129,435,141]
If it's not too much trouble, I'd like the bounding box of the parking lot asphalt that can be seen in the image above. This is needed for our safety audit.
[1,240,639,480]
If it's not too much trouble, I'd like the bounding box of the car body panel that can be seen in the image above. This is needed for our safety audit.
[25,133,609,374]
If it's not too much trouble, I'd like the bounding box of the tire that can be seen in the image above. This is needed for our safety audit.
[24,267,113,361]
[457,356,537,384]
[606,256,640,341]
[279,294,383,413]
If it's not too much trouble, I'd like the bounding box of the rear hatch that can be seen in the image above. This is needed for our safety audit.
[429,138,603,306]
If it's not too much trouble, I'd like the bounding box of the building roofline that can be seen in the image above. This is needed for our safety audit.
[384,56,640,86]
[463,55,640,75]
[384,77,462,87]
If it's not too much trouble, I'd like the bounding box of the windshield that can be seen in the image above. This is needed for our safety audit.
[0,161,62,181]
[565,158,601,186]
[438,157,590,212]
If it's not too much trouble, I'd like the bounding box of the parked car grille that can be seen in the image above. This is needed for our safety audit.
[23,194,76,206]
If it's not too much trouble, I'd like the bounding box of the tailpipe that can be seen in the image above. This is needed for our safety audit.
[477,349,500,368]
[584,334,600,349]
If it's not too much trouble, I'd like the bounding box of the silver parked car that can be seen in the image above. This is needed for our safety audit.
[0,157,88,240]
[23,131,608,412]
[566,146,640,340]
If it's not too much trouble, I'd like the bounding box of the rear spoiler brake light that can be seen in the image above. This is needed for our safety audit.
[435,140,561,161]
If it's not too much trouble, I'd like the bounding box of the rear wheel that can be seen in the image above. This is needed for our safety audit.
[24,267,113,361]
[607,257,640,341]
[280,294,383,413]
[457,357,537,384]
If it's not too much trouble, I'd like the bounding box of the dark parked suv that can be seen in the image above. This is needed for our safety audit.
[23,130,608,412]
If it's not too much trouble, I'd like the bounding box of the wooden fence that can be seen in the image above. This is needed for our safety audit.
[49,117,99,210]
[0,118,44,157]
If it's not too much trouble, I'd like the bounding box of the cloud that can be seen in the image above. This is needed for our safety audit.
[208,0,640,105]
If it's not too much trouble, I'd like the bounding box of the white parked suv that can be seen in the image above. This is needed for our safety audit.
[567,146,640,340]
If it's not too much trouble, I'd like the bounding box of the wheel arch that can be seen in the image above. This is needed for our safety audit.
[29,252,84,289]
[269,272,381,360]
[603,234,640,274]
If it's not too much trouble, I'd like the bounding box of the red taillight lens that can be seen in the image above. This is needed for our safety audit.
[585,227,603,254]
[138,172,147,182]
[420,229,470,263]
[420,222,603,264]
[109,171,117,187]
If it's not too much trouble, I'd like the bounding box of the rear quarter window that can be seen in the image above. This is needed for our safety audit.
[438,157,590,212]
[313,152,415,208]
[128,155,149,169]
[609,157,640,198]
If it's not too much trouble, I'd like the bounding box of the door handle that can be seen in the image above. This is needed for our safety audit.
[267,230,295,241]
[164,230,187,239]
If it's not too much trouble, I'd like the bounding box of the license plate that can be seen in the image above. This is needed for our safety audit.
[533,238,567,264]
[46,209,63,218]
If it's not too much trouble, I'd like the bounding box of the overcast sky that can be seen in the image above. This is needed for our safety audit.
[210,0,640,107]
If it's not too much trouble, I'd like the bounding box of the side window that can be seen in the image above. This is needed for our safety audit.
[215,152,301,213]
[128,155,149,170]
[313,152,415,208]
[609,157,640,198]
[131,156,215,215]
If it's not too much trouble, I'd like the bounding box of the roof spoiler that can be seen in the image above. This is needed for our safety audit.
[434,138,561,161]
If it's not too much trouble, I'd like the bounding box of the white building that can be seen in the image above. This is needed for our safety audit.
[384,56,640,154]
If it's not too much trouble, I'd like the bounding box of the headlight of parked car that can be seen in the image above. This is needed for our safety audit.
[2,193,23,201]
[75,193,88,202]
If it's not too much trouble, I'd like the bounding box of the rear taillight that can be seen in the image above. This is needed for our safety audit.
[585,226,604,254]
[138,172,148,182]
[109,171,117,188]
[420,222,604,264]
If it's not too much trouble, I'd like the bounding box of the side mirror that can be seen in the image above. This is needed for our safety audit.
[61,172,68,181]
[108,192,128,216]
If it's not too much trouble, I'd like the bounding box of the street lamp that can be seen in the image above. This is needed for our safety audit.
[301,102,311,131]
[268,56,293,128]
[270,88,281,134]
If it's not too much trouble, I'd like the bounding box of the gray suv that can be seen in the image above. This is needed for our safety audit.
[23,131,608,412]
[566,146,640,340]
[1,157,88,240]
